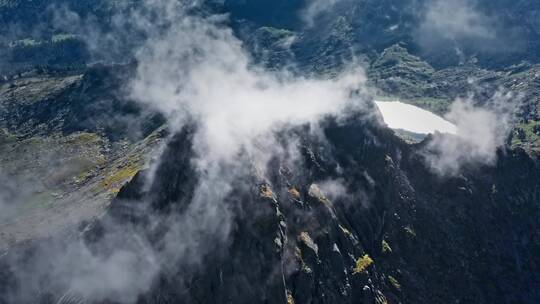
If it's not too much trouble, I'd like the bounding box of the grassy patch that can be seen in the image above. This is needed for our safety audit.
[388,275,401,291]
[354,254,374,274]
[286,291,295,304]
[405,97,451,115]
[65,132,104,146]
[0,129,17,144]
[101,163,140,189]
[512,120,540,148]
[260,184,275,199]
[73,169,95,185]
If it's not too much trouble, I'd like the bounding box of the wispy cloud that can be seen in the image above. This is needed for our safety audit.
[300,0,345,28]
[422,91,519,175]
[415,0,525,54]
[1,0,368,302]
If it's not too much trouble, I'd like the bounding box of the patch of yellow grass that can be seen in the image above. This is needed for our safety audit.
[260,184,275,199]
[354,254,374,274]
[101,164,139,189]
[287,292,295,304]
[388,275,401,291]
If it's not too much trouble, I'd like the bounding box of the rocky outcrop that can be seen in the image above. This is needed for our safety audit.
[0,66,166,251]
[42,112,536,304]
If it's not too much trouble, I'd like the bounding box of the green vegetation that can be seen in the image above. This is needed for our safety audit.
[67,132,103,145]
[100,162,140,189]
[404,97,451,115]
[512,120,540,148]
[354,254,374,274]
[73,169,94,185]
[258,27,293,40]
[372,45,434,72]
[0,129,17,144]
[388,275,401,291]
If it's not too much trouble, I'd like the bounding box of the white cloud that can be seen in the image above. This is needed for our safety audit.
[127,3,367,283]
[1,1,368,302]
[422,0,495,41]
[422,92,519,175]
[129,1,366,166]
[301,0,345,28]
[415,0,524,53]
[317,178,349,201]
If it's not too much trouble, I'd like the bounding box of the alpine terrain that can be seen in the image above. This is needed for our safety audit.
[0,1,539,303]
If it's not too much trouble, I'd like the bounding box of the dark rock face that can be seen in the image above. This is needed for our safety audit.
[28,112,533,304]
[0,64,164,141]
[0,107,539,303]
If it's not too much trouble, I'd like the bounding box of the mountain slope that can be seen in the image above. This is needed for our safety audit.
[1,1,540,304]
[2,107,538,303]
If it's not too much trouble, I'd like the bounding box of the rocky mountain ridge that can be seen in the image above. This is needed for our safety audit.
[2,105,539,303]
[1,1,540,303]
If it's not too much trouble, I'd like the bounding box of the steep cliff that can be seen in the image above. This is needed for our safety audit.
[37,110,536,304]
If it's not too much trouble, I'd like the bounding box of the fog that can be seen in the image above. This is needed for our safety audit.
[415,0,526,55]
[423,94,519,175]
[0,1,368,302]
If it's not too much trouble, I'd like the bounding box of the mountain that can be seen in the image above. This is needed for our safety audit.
[1,1,540,303]
[2,104,539,303]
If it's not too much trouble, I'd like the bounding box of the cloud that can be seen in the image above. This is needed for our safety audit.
[415,0,525,54]
[317,178,349,201]
[1,211,162,303]
[49,4,136,64]
[421,0,494,41]
[0,175,19,223]
[1,0,368,302]
[129,1,366,166]
[300,0,345,28]
[128,0,366,280]
[422,91,519,175]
